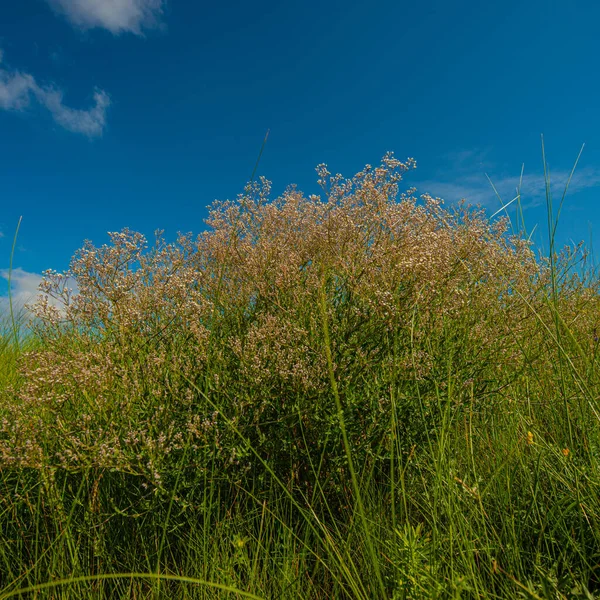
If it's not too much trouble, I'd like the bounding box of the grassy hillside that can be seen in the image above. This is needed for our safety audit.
[1,152,600,599]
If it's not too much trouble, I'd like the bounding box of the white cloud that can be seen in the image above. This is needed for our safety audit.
[0,52,110,137]
[0,70,36,111]
[0,268,44,319]
[46,0,165,35]
[0,268,77,322]
[38,87,110,137]
[418,168,600,212]
[414,148,600,215]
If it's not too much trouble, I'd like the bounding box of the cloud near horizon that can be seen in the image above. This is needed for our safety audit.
[0,53,110,137]
[46,0,165,35]
[0,268,44,318]
[415,149,600,215]
[0,268,76,321]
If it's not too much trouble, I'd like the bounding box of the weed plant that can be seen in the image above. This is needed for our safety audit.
[1,144,600,598]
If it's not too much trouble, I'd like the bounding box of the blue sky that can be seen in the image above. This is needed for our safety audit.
[1,0,600,310]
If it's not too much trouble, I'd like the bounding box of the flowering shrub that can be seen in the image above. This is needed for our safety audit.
[2,153,581,502]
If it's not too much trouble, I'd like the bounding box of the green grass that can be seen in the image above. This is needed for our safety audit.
[1,143,600,599]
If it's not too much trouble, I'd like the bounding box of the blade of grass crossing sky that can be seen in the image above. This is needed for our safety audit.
[7,216,22,349]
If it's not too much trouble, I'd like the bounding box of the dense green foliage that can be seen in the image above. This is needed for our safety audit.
[1,152,600,599]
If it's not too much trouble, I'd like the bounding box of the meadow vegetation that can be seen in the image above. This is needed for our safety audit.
[1,149,600,598]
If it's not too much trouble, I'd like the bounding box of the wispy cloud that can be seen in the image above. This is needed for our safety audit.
[0,52,110,137]
[46,0,165,35]
[414,148,600,214]
[41,87,111,137]
[439,148,495,174]
[0,268,44,318]
[0,70,37,111]
[0,268,76,321]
